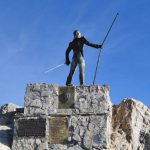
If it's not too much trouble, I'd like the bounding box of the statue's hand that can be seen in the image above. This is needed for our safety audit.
[65,60,70,66]
[97,44,102,49]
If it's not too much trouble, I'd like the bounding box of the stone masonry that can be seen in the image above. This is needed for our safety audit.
[12,84,112,150]
[0,84,150,150]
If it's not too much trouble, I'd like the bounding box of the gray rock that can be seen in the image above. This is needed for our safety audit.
[68,145,84,150]
[72,133,81,142]
[0,103,20,114]
[49,144,68,150]
[144,132,150,150]
[0,103,20,150]
[83,130,93,150]
[30,99,42,108]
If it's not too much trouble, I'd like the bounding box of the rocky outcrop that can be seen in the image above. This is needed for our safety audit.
[0,103,20,150]
[111,98,150,150]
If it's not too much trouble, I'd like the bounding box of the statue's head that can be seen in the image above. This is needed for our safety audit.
[73,30,81,38]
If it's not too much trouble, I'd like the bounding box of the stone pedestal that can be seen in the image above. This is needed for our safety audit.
[12,116,49,150]
[24,84,58,115]
[12,84,112,150]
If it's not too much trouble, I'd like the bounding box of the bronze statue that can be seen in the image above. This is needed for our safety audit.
[65,30,102,85]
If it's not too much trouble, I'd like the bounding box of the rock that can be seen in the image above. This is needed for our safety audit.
[83,130,93,150]
[0,103,20,150]
[30,99,42,108]
[0,143,11,150]
[68,145,84,150]
[49,144,68,150]
[24,84,58,115]
[144,131,150,150]
[72,133,81,142]
[111,98,150,150]
[0,103,20,114]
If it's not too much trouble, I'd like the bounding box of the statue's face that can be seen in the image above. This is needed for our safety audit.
[74,31,81,38]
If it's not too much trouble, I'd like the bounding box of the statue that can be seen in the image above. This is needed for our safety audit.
[65,30,102,86]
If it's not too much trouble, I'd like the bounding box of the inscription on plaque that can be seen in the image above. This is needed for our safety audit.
[18,118,46,137]
[49,117,68,144]
[59,87,75,109]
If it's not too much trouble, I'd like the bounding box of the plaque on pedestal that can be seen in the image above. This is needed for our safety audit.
[58,87,75,109]
[18,118,46,137]
[49,117,68,144]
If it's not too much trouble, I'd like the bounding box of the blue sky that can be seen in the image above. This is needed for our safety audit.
[0,0,149,108]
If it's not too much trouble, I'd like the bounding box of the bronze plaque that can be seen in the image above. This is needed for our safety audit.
[58,87,75,109]
[18,118,46,137]
[49,117,68,144]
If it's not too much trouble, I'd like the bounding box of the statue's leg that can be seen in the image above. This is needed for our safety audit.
[78,57,85,85]
[66,59,77,85]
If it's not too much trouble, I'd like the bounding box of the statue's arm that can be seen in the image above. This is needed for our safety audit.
[83,37,102,48]
[65,43,72,65]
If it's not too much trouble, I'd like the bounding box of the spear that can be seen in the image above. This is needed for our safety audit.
[93,13,119,85]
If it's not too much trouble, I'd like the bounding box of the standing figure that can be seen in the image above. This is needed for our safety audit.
[65,30,102,86]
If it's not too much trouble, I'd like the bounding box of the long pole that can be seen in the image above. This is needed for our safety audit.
[93,13,119,85]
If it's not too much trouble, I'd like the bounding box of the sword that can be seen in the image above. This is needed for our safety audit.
[45,63,65,73]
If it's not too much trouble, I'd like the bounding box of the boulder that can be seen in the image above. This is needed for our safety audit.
[111,98,150,150]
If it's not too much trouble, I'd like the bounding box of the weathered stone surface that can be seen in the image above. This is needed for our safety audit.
[0,103,20,114]
[74,86,112,114]
[12,137,49,150]
[49,144,84,150]
[24,84,112,116]
[49,144,68,150]
[67,145,84,150]
[1,84,150,150]
[12,116,49,150]
[111,98,150,150]
[144,131,150,150]
[12,84,112,150]
[69,114,111,150]
[0,103,20,150]
[0,126,12,150]
[52,109,78,115]
[24,84,58,115]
